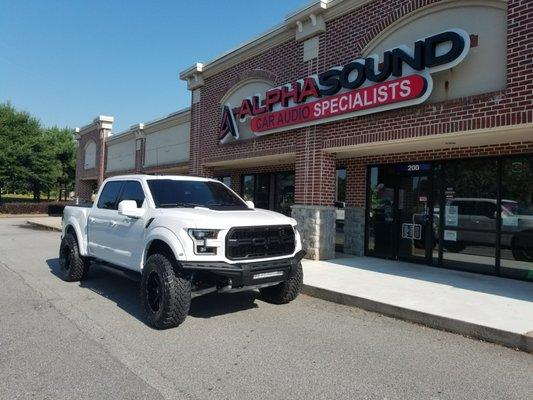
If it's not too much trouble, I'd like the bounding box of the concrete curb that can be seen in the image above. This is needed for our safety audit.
[26,220,61,232]
[0,214,49,218]
[302,284,533,354]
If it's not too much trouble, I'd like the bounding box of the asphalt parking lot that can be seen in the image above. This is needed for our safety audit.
[0,218,532,400]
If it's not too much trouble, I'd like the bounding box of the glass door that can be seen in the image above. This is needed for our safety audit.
[367,165,396,258]
[397,171,433,262]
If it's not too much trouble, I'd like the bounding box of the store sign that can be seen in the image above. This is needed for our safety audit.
[396,163,432,173]
[219,29,470,143]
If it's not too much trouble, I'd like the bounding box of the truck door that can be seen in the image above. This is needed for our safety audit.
[87,181,124,262]
[111,180,147,269]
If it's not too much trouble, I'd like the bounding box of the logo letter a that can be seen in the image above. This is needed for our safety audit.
[219,104,239,143]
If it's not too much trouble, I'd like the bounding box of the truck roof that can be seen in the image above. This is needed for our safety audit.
[103,174,216,183]
[448,198,517,204]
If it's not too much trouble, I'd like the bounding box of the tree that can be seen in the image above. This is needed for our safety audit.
[45,126,77,200]
[0,103,44,198]
[0,103,75,201]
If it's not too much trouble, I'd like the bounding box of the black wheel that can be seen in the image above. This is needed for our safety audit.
[259,262,303,304]
[59,233,91,282]
[141,253,191,329]
[512,238,533,261]
[443,241,466,253]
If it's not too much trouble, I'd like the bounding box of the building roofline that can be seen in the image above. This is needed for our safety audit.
[75,115,114,137]
[106,107,191,143]
[179,0,372,83]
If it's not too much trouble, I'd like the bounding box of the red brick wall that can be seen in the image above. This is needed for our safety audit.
[318,0,532,149]
[187,0,531,206]
[75,125,108,200]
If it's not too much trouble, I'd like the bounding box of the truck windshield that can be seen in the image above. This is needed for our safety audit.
[147,179,249,210]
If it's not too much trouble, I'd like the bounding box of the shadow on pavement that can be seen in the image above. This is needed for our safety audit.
[189,291,258,318]
[46,258,259,324]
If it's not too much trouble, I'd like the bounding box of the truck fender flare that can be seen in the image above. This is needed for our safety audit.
[64,217,88,256]
[143,227,187,268]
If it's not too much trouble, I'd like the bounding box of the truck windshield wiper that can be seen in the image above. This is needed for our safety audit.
[158,202,199,208]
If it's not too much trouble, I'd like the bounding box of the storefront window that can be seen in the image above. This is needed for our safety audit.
[335,168,346,252]
[367,165,396,258]
[215,175,232,188]
[242,175,255,202]
[242,172,293,213]
[365,155,533,282]
[441,158,498,273]
[274,172,295,216]
[500,156,533,280]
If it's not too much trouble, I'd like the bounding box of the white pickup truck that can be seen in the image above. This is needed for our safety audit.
[60,175,305,329]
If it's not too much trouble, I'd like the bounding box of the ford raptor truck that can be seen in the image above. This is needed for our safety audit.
[60,175,305,329]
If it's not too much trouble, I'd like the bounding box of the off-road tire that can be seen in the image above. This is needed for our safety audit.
[259,262,303,304]
[59,233,91,282]
[443,241,466,253]
[141,253,191,329]
[512,237,533,262]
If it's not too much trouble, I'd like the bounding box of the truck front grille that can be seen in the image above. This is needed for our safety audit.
[226,225,295,260]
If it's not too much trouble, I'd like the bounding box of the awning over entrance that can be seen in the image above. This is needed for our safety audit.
[327,124,533,159]
[204,152,295,170]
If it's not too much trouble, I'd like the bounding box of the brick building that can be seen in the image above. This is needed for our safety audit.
[75,0,533,281]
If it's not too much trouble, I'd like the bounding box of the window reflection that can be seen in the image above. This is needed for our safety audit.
[500,157,533,278]
[440,159,498,272]
[335,168,346,252]
[365,156,533,281]
[367,166,396,257]
[274,172,295,216]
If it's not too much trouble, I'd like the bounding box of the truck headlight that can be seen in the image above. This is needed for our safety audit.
[188,229,219,255]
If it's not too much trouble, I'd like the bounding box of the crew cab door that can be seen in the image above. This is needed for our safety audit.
[111,180,147,269]
[88,181,124,262]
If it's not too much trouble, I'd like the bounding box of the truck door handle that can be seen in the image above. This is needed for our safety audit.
[109,221,117,227]
[89,217,96,223]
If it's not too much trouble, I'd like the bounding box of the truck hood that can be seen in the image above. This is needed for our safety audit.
[153,207,295,229]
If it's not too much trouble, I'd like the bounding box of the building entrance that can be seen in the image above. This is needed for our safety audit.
[241,171,295,216]
[366,156,533,282]
[397,167,433,263]
[367,163,434,264]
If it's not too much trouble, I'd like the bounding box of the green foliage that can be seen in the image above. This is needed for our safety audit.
[0,103,76,201]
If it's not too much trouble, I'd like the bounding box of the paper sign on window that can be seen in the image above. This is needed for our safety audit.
[445,205,458,226]
[402,223,422,240]
[444,230,457,241]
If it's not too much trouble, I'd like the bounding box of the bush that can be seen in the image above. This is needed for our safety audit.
[0,201,68,215]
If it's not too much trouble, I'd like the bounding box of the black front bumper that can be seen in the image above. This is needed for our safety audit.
[180,250,306,287]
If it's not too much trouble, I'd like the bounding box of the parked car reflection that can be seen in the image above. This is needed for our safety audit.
[435,198,533,261]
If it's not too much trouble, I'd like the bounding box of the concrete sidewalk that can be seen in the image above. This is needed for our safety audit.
[302,256,533,353]
[26,216,61,231]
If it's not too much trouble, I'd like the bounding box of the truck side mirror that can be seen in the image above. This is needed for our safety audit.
[118,200,145,218]
[245,200,255,209]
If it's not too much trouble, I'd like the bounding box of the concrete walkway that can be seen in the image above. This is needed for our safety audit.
[302,256,533,353]
[27,216,61,231]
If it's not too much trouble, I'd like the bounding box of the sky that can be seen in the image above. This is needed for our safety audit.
[0,0,307,133]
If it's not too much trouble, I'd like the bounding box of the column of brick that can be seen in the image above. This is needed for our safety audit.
[135,137,145,173]
[188,100,202,176]
[345,159,366,208]
[294,125,336,206]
